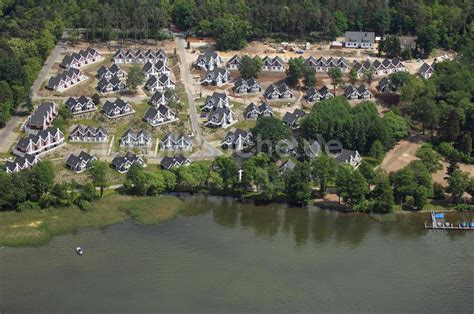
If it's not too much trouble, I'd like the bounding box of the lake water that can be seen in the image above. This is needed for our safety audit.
[1,196,473,313]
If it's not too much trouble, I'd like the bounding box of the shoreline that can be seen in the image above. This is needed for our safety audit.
[0,194,183,248]
[0,190,457,248]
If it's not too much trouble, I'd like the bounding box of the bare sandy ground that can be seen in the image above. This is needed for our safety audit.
[380,134,426,173]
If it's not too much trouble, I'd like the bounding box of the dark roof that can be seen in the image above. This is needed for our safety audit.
[419,62,433,74]
[334,149,358,163]
[160,155,190,169]
[29,102,55,127]
[344,85,357,97]
[345,31,375,43]
[357,84,369,94]
[65,151,94,169]
[111,151,141,169]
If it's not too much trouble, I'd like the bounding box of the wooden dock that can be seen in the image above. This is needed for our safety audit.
[424,210,474,231]
[424,221,474,230]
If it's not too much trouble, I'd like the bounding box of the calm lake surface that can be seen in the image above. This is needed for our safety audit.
[1,195,473,313]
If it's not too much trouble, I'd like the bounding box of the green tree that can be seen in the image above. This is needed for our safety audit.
[363,69,374,85]
[446,170,470,204]
[213,14,251,51]
[302,63,316,88]
[312,154,336,195]
[285,162,311,205]
[415,144,443,173]
[239,56,262,79]
[369,140,385,163]
[418,24,440,55]
[348,68,358,85]
[370,173,395,213]
[335,164,368,207]
[126,63,145,90]
[286,57,304,86]
[327,68,343,95]
[124,164,149,195]
[89,160,108,197]
[382,111,409,140]
[30,161,55,198]
[212,156,238,189]
[251,116,291,154]
[388,71,413,90]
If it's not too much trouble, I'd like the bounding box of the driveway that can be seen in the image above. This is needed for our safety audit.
[175,35,202,146]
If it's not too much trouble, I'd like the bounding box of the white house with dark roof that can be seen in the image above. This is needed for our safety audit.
[160,155,191,170]
[145,74,176,92]
[120,129,152,148]
[13,127,64,157]
[201,67,231,86]
[333,149,362,168]
[4,154,40,173]
[205,107,236,128]
[262,56,285,71]
[47,68,87,92]
[264,83,293,100]
[244,102,273,119]
[202,92,230,111]
[195,51,222,71]
[305,86,334,102]
[160,133,192,151]
[69,125,108,143]
[344,84,373,99]
[377,77,392,93]
[142,60,170,78]
[65,96,97,115]
[102,98,134,118]
[352,58,406,78]
[305,57,349,72]
[226,55,242,70]
[223,128,252,150]
[98,75,125,94]
[282,109,306,129]
[233,78,262,94]
[111,151,146,173]
[150,89,180,107]
[25,102,58,133]
[143,105,177,127]
[97,63,125,80]
[61,48,102,69]
[418,62,434,79]
[65,151,96,173]
[112,49,167,64]
[344,31,375,49]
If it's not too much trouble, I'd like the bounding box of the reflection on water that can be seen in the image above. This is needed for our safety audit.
[180,195,469,248]
[1,195,473,313]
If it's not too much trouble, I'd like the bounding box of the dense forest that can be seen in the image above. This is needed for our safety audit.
[0,0,473,125]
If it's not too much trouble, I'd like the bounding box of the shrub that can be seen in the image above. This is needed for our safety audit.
[17,200,40,212]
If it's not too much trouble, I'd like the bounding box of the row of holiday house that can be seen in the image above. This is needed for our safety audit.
[64,150,190,174]
[60,48,103,69]
[112,49,168,64]
[69,124,192,151]
[196,50,411,75]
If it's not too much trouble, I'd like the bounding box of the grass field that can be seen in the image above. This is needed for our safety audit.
[0,194,183,247]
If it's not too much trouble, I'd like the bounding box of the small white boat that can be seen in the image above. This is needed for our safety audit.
[444,222,451,227]
[76,247,84,255]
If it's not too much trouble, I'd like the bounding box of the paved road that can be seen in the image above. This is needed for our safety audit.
[0,32,68,152]
[175,36,202,145]
[32,31,68,100]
